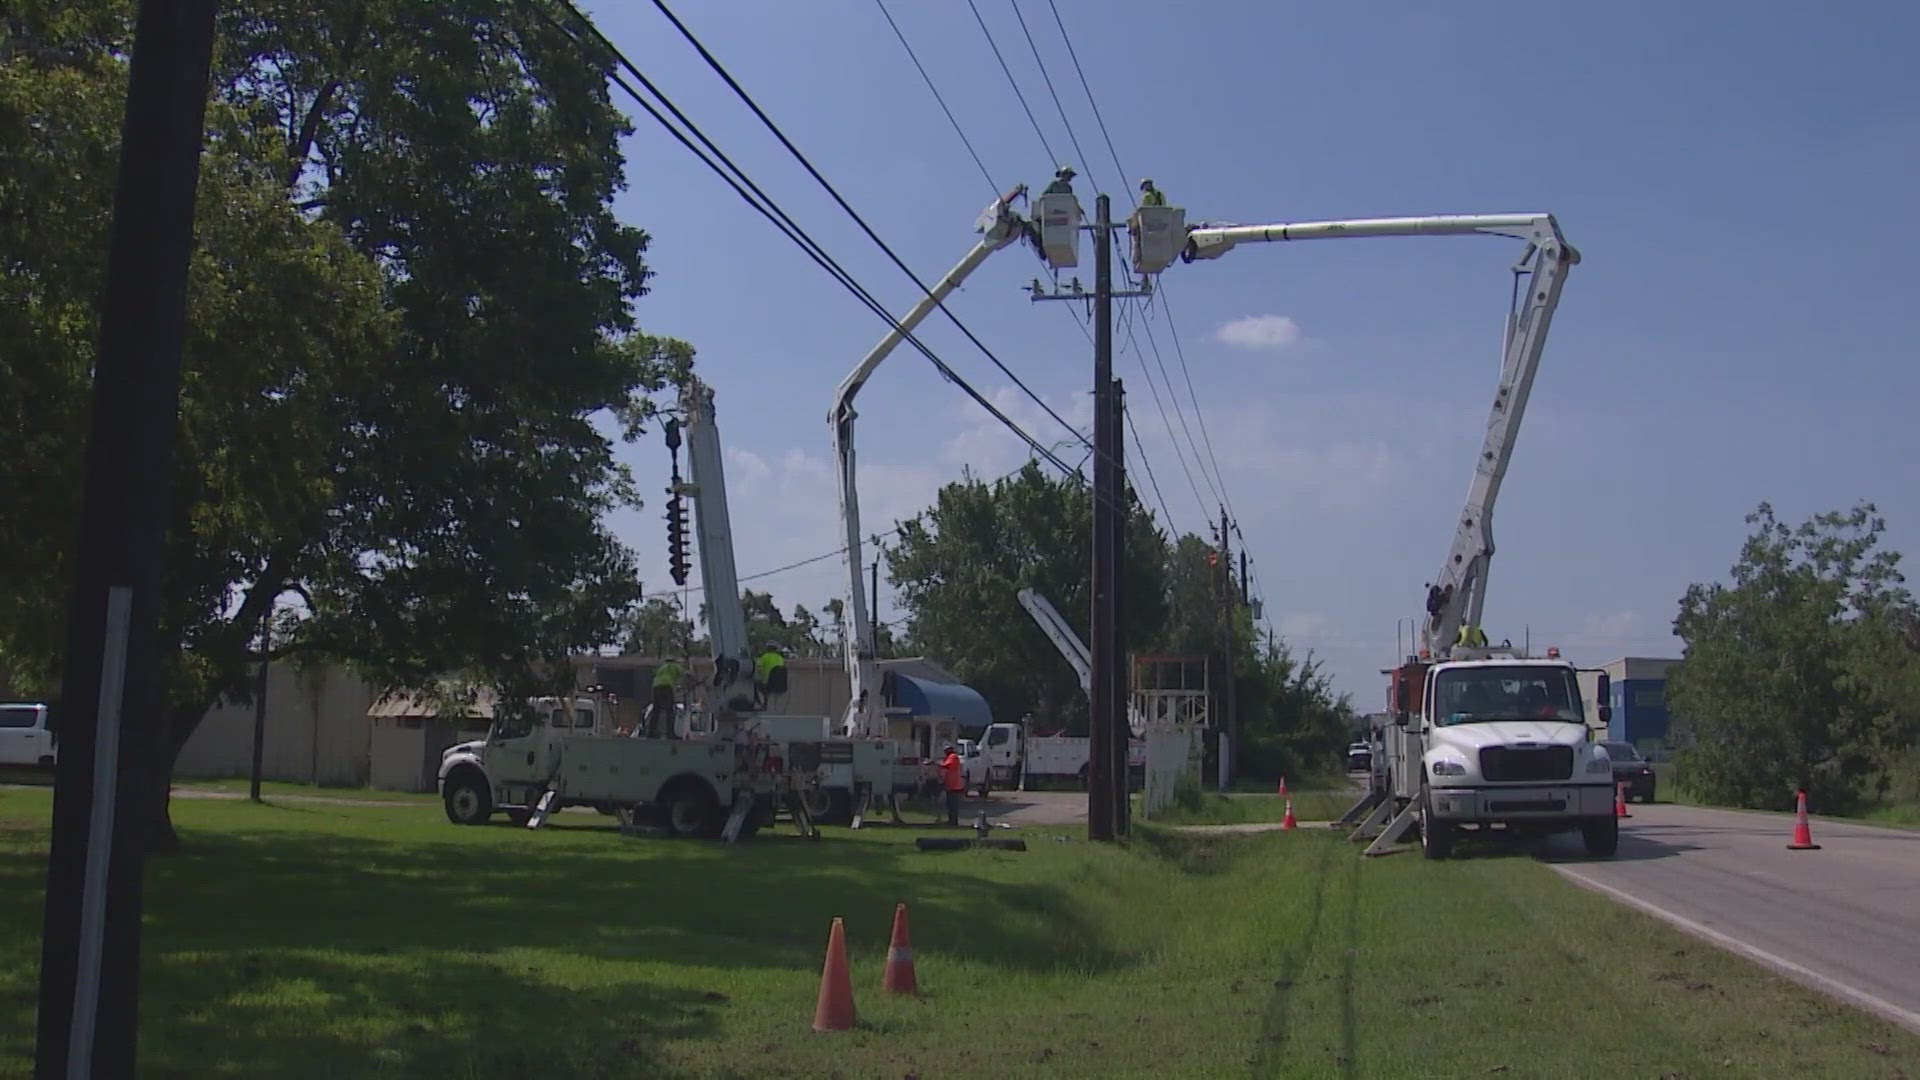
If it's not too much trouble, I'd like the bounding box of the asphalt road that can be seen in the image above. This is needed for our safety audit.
[1548,802,1920,1035]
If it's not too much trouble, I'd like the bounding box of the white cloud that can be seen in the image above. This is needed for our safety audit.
[940,385,1094,477]
[1215,314,1302,351]
[724,446,770,481]
[1566,611,1639,648]
[1278,612,1331,641]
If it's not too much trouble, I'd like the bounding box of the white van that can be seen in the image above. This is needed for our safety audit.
[0,702,56,768]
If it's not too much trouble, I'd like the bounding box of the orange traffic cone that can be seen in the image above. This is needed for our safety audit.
[882,902,918,995]
[1787,789,1821,851]
[1277,775,1289,798]
[1615,782,1632,819]
[812,917,856,1032]
[1281,796,1298,831]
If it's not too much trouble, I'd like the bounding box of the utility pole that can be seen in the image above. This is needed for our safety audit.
[36,2,218,1077]
[1111,379,1129,837]
[1029,186,1152,841]
[1219,507,1237,789]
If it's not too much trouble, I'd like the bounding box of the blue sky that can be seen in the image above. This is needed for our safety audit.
[577,0,1920,708]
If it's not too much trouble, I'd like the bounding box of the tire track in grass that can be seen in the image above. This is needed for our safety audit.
[1252,834,1337,1075]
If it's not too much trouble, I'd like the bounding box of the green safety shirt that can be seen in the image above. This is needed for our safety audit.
[756,651,785,684]
[652,661,683,689]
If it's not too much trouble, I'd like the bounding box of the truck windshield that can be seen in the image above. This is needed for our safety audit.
[1432,666,1584,726]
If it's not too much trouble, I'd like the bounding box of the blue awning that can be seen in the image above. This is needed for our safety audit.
[886,672,993,731]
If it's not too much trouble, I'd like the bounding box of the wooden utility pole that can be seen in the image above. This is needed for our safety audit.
[36,2,218,1076]
[1087,193,1116,842]
[1111,379,1129,836]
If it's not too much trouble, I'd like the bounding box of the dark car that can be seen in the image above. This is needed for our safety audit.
[1599,741,1655,802]
[1346,741,1372,773]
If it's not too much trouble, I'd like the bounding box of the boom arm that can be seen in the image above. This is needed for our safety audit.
[678,376,758,717]
[832,186,1029,737]
[1184,212,1579,660]
[1017,588,1092,694]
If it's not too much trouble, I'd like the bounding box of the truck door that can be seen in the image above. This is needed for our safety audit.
[488,706,560,788]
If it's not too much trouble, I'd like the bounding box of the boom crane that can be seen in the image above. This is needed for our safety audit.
[1016,588,1146,736]
[673,375,758,719]
[832,185,1032,737]
[1181,212,1580,658]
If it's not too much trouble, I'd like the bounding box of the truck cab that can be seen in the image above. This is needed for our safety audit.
[1391,654,1617,859]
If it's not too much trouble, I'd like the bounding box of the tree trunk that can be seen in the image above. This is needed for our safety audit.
[136,703,208,855]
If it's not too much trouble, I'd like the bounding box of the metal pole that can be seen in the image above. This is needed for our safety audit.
[249,603,268,802]
[870,558,880,655]
[1087,194,1116,842]
[36,2,217,1076]
[1220,507,1237,789]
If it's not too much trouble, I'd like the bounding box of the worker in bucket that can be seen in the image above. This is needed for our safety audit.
[754,643,787,710]
[940,744,965,826]
[1138,177,1166,206]
[1043,165,1076,195]
[646,658,684,738]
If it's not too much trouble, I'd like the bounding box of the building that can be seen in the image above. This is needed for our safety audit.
[1601,656,1679,753]
[176,652,992,792]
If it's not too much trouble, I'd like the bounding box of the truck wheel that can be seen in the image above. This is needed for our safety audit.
[1078,764,1090,791]
[735,796,775,840]
[1581,815,1619,857]
[825,788,853,825]
[443,772,493,826]
[663,780,722,839]
[1419,784,1454,860]
[975,775,991,798]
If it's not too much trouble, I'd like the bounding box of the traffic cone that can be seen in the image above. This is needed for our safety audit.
[1277,775,1289,798]
[812,917,856,1032]
[882,902,918,995]
[1787,789,1822,851]
[1615,782,1632,819]
[1281,796,1298,831]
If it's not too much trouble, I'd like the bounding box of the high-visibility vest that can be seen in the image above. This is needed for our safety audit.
[652,661,683,689]
[1456,624,1487,648]
[1141,189,1166,207]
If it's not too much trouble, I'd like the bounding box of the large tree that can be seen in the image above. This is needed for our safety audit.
[885,464,1169,734]
[1,2,686,847]
[1668,503,1920,811]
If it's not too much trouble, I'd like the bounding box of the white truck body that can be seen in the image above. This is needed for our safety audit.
[0,702,55,768]
[437,694,781,839]
[977,721,1145,787]
[744,714,938,821]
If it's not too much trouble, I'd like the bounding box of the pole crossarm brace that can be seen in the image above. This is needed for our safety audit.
[830,185,1030,737]
[1179,210,1579,661]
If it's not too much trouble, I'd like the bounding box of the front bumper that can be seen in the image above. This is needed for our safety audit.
[1614,771,1656,799]
[1427,782,1614,822]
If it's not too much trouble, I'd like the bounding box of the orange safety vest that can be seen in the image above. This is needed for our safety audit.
[941,753,964,792]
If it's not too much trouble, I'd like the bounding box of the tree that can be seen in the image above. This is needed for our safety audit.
[621,596,696,658]
[1,3,686,848]
[886,463,1169,734]
[1668,503,1920,811]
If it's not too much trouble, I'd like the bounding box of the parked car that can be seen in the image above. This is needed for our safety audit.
[1346,741,1372,773]
[0,702,56,769]
[1599,740,1656,802]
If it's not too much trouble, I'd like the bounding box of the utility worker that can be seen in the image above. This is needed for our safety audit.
[647,658,684,738]
[1138,177,1166,206]
[1043,165,1076,195]
[939,744,965,825]
[1456,623,1488,649]
[754,643,787,710]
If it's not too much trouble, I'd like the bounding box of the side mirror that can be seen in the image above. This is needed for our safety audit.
[1599,704,1613,725]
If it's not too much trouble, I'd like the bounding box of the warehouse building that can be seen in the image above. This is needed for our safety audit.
[1602,656,1678,753]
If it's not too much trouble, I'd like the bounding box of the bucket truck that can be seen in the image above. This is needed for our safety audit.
[969,588,1146,789]
[1183,210,1617,858]
[436,376,785,841]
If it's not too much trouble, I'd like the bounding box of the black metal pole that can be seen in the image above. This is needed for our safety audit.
[1087,193,1115,842]
[1111,384,1126,829]
[1220,507,1237,789]
[249,604,269,802]
[36,2,218,1076]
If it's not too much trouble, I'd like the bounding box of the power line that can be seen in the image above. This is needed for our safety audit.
[648,0,1095,461]
[1010,0,1097,192]
[541,2,1076,479]
[965,0,1057,165]
[1122,394,1175,533]
[873,0,998,197]
[1132,305,1222,513]
[1048,0,1135,212]
[1157,286,1239,527]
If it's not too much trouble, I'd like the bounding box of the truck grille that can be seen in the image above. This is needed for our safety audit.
[1479,746,1572,782]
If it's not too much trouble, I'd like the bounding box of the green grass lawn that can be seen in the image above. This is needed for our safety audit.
[167,777,442,805]
[3,787,1917,1079]
[1143,786,1360,827]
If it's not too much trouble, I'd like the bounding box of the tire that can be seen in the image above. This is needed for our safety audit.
[975,775,991,798]
[1581,815,1619,857]
[443,772,493,826]
[799,784,834,822]
[505,808,533,827]
[1419,784,1454,860]
[825,788,854,825]
[662,780,723,839]
[735,796,775,840]
[1078,764,1090,791]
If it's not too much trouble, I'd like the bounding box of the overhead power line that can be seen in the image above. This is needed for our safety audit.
[648,0,1096,461]
[873,0,998,197]
[1048,0,1135,212]
[1009,0,1097,193]
[965,0,1057,166]
[540,2,1076,479]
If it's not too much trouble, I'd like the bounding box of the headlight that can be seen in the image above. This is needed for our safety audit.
[1430,759,1467,777]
